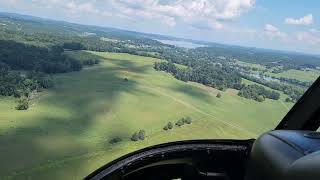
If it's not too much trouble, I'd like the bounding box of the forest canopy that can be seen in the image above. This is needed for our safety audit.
[154,61,242,91]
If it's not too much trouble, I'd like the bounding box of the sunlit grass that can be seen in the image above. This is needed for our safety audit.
[0,51,289,179]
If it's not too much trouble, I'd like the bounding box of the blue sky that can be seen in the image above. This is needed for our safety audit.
[0,0,319,54]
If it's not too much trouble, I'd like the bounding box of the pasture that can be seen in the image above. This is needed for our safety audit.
[0,51,290,179]
[266,69,320,82]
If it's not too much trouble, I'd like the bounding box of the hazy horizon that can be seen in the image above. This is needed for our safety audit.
[1,10,319,57]
[0,0,319,55]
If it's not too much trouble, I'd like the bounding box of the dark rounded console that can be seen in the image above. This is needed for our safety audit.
[246,130,320,180]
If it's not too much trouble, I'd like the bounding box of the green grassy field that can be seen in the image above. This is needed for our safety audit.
[266,69,320,82]
[0,51,290,179]
[234,60,267,71]
[234,59,319,83]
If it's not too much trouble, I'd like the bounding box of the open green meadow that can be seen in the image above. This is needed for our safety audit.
[266,68,320,82]
[234,59,319,83]
[234,60,267,71]
[0,51,290,179]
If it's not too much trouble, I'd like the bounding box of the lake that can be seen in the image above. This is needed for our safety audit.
[155,39,206,49]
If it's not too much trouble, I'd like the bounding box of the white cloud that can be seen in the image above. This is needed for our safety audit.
[161,16,176,27]
[209,20,224,29]
[296,31,320,45]
[215,0,255,20]
[285,14,314,25]
[264,24,287,39]
[262,24,319,46]
[265,24,278,32]
[2,0,255,29]
[31,0,111,17]
[310,28,320,34]
[111,0,255,28]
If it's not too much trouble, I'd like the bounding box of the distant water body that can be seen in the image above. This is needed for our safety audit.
[155,39,206,49]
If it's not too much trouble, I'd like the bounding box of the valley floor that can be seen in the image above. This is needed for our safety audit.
[0,51,291,179]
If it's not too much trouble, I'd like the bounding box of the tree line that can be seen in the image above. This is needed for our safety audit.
[275,76,312,88]
[238,84,280,102]
[0,64,54,110]
[154,61,242,91]
[128,117,193,143]
[0,40,82,74]
[0,40,101,110]
[154,61,282,102]
[240,74,304,102]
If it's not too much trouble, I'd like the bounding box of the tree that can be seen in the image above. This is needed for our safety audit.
[69,59,82,71]
[109,137,122,144]
[216,93,222,98]
[131,132,139,141]
[163,125,169,131]
[50,45,64,54]
[0,62,9,76]
[16,97,29,110]
[13,89,23,98]
[164,122,174,130]
[168,122,173,129]
[138,130,145,140]
[94,59,100,64]
[256,95,265,102]
[238,84,279,102]
[285,97,291,102]
[184,117,192,124]
[63,42,84,50]
[176,119,185,127]
[39,77,54,89]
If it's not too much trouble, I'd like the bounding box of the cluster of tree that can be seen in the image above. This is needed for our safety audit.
[163,122,174,131]
[238,84,280,102]
[285,97,296,103]
[233,65,260,72]
[131,130,146,141]
[0,39,95,110]
[191,46,320,69]
[0,20,165,60]
[284,87,304,102]
[153,44,320,73]
[175,117,192,127]
[271,68,284,74]
[0,61,55,110]
[0,40,82,74]
[241,74,304,102]
[163,117,192,131]
[154,61,177,74]
[63,42,84,50]
[0,67,53,97]
[232,64,311,96]
[16,97,29,110]
[154,62,242,90]
[276,77,312,88]
[109,137,122,144]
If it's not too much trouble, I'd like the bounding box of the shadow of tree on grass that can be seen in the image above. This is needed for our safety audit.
[0,51,151,178]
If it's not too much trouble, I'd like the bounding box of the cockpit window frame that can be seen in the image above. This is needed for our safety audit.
[276,76,320,131]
